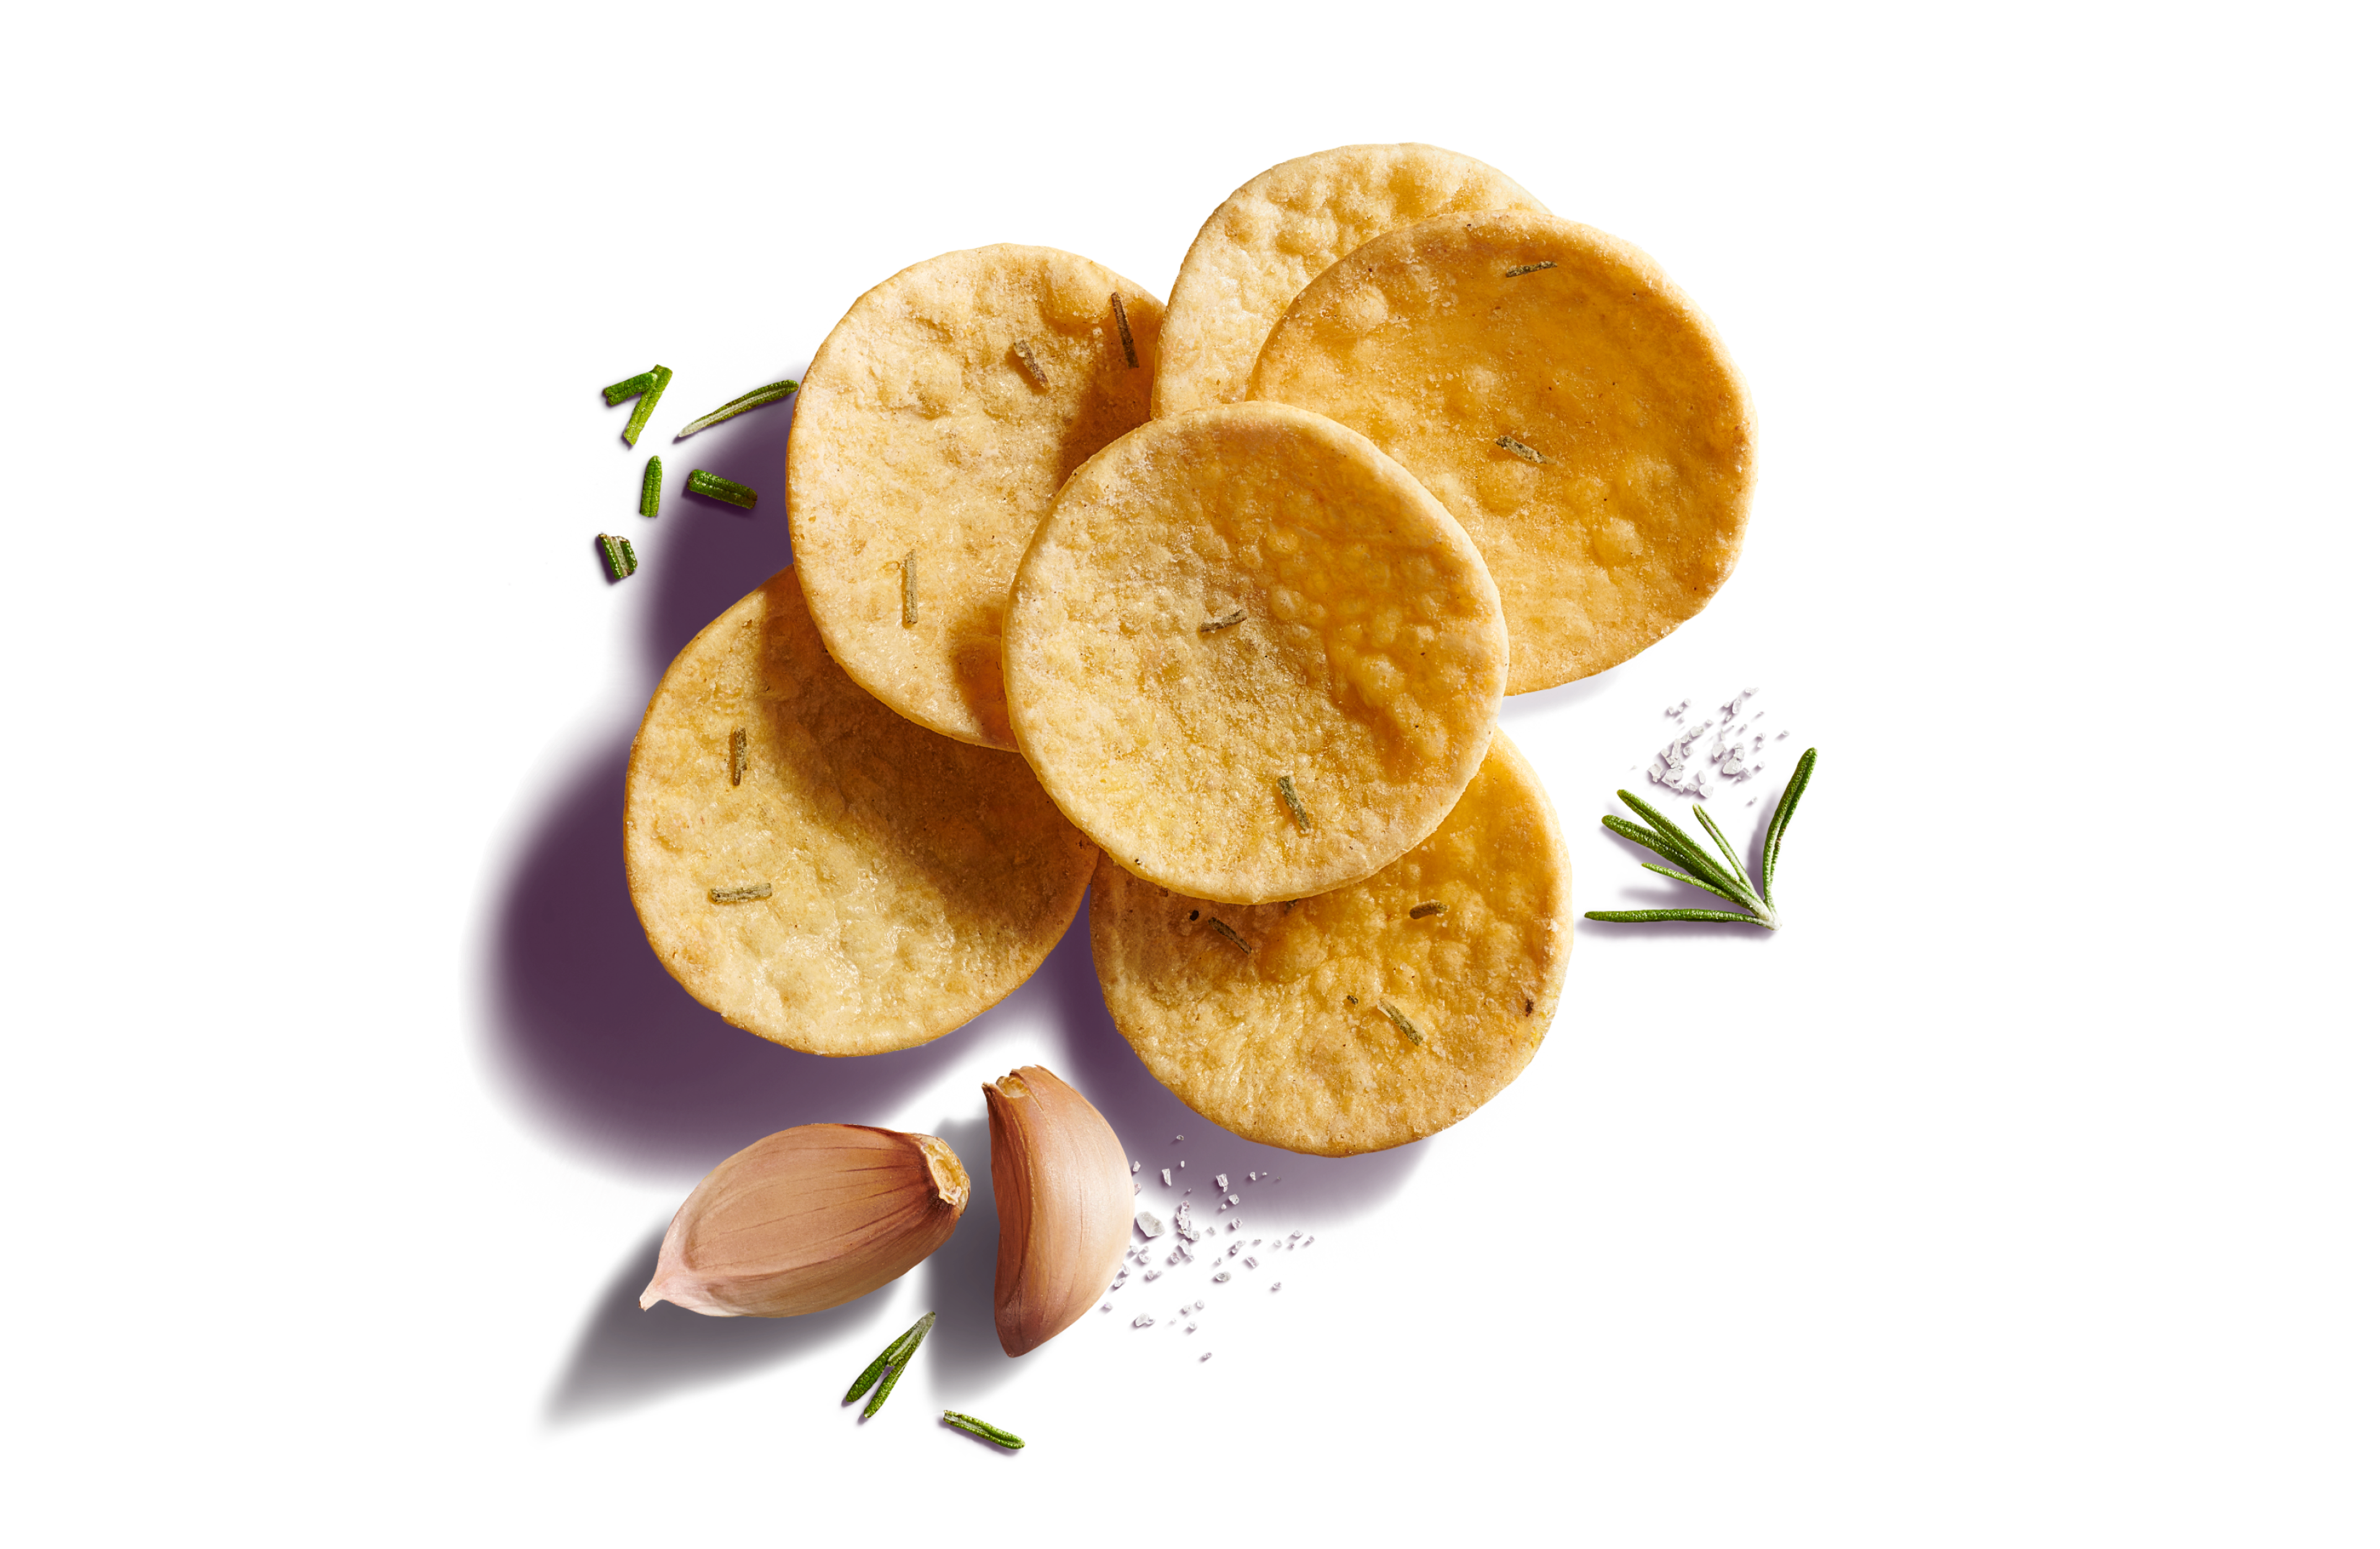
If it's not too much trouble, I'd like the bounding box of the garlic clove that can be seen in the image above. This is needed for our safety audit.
[984,1065,1135,1356]
[641,1123,969,1318]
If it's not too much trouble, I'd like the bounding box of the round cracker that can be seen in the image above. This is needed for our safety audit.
[1150,144,1543,419]
[1090,732,1571,1156]
[624,564,1098,1056]
[1248,209,1757,693]
[789,245,1164,750]
[1004,402,1508,906]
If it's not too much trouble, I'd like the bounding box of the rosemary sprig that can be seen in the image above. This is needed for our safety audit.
[1210,917,1252,954]
[676,379,800,440]
[1276,774,1311,833]
[1585,748,1815,928]
[597,533,637,581]
[943,1411,1025,1450]
[1379,1000,1425,1045]
[602,370,656,406]
[1110,291,1139,367]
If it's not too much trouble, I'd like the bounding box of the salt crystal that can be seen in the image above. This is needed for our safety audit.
[1227,1193,1239,1205]
[1131,1161,1141,1172]
[1205,1227,1214,1237]
[1201,1353,1212,1362]
[1145,1270,1162,1281]
[1227,1219,1240,1230]
[1214,1271,1232,1283]
[1215,1174,1229,1190]
[1243,1257,1259,1268]
[1186,1322,1197,1332]
[1101,1302,1111,1312]
[1194,1300,1204,1310]
[1246,1172,1257,1182]
[1132,1314,1153,1328]
[1174,1135,1183,1141]
[1160,1168,1171,1186]
[1136,1211,1165,1239]
[1271,1283,1281,1292]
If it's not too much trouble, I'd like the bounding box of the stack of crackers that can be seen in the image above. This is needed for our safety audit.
[625,144,1756,1156]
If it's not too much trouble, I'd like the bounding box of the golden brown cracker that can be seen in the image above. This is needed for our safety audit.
[1152,144,1543,419]
[1248,209,1756,692]
[789,245,1163,749]
[1090,733,1571,1155]
[624,565,1096,1055]
[1003,402,1507,906]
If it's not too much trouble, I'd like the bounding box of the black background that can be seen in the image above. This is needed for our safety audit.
[414,115,1894,1485]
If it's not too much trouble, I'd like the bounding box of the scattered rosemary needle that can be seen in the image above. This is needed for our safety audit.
[842,1313,933,1428]
[1378,1000,1425,1046]
[675,379,799,440]
[598,533,637,581]
[1585,747,1815,928]
[685,469,758,509]
[602,369,657,407]
[901,550,918,627]
[943,1411,1025,1450]
[1209,917,1252,954]
[1505,260,1557,277]
[1110,290,1138,367]
[728,726,746,787]
[638,455,661,518]
[621,364,672,446]
[1276,774,1311,833]
[1199,608,1246,633]
[709,882,772,903]
[1409,900,1446,918]
[1010,340,1049,390]
[1493,434,1546,465]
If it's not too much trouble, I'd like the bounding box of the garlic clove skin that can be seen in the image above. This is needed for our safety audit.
[641,1123,969,1318]
[984,1065,1135,1356]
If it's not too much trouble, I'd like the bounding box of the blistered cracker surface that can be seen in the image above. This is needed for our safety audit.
[790,245,1163,749]
[1004,402,1507,906]
[1150,144,1543,419]
[624,566,1097,1056]
[1090,733,1571,1155]
[1248,211,1756,693]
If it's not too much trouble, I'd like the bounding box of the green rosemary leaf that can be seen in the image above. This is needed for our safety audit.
[1693,804,1753,892]
[708,882,772,903]
[1761,748,1817,905]
[1493,434,1546,465]
[1409,900,1446,918]
[602,369,656,406]
[842,1313,933,1428]
[1601,814,1719,886]
[1616,792,1755,906]
[622,364,672,446]
[1637,861,1750,905]
[1210,917,1253,954]
[676,379,800,440]
[728,726,746,787]
[639,456,662,518]
[1504,260,1557,277]
[597,533,638,581]
[1584,908,1770,926]
[943,1411,1025,1449]
[685,469,758,509]
[1199,608,1246,633]
[901,550,918,627]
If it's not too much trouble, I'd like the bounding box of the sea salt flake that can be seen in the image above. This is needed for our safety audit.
[1201,1353,1212,1362]
[1215,1174,1229,1190]
[1214,1271,1232,1283]
[1136,1211,1165,1239]
[1243,1257,1259,1268]
[1271,1282,1282,1292]
[1227,1193,1240,1205]
[1160,1168,1171,1187]
[1132,1314,1154,1328]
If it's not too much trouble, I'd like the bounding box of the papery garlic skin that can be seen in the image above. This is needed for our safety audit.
[984,1066,1135,1356]
[641,1124,969,1318]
